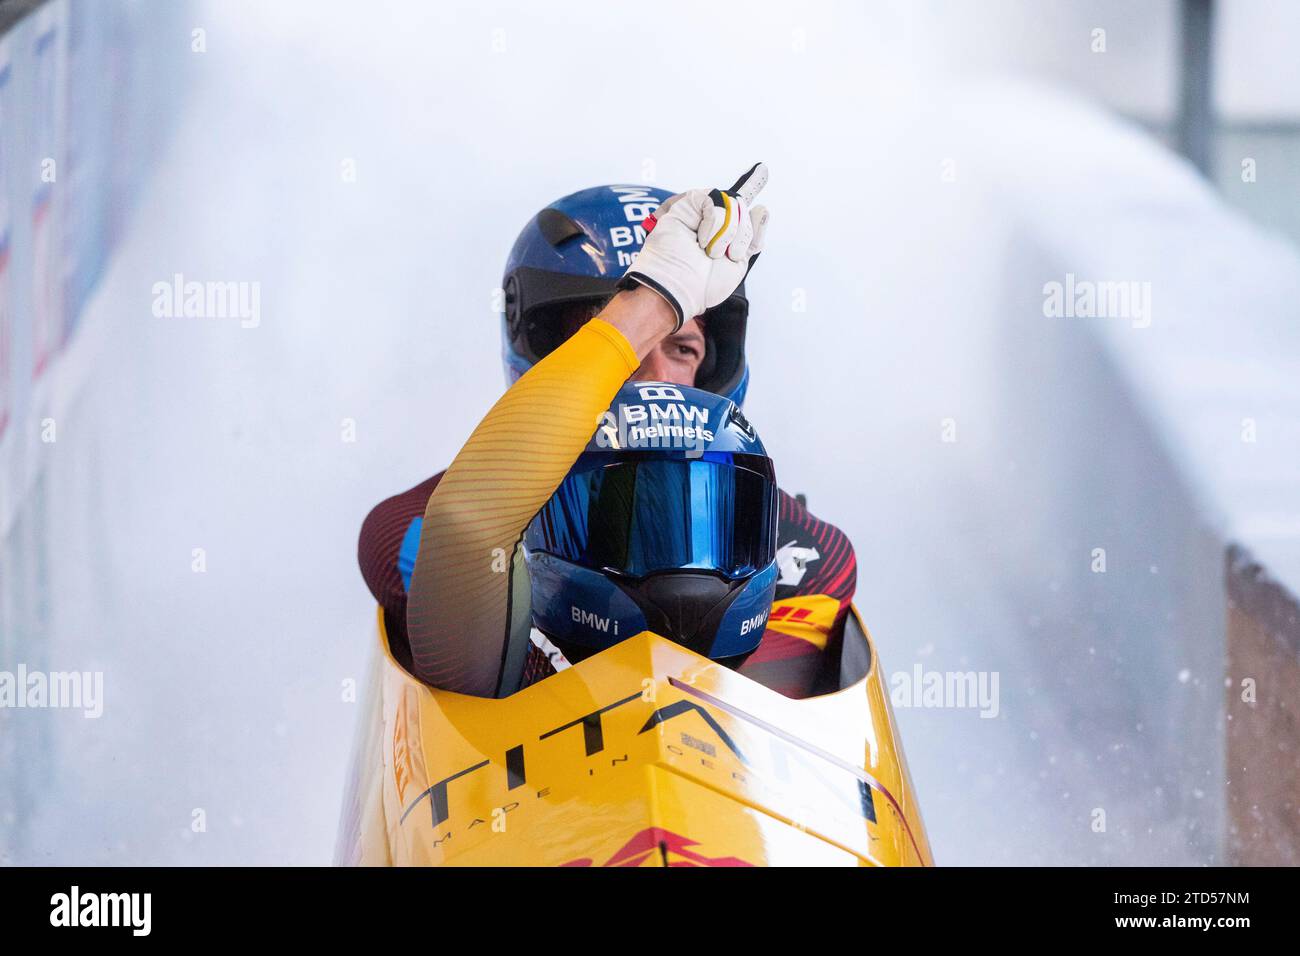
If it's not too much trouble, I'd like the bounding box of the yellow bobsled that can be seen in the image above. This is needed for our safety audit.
[336,605,932,867]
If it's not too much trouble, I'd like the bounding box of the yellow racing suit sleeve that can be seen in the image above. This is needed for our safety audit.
[405,318,640,696]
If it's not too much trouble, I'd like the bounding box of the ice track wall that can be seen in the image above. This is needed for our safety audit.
[0,0,193,536]
[0,0,194,856]
[967,87,1300,865]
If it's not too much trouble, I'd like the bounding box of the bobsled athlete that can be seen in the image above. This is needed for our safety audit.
[357,165,857,698]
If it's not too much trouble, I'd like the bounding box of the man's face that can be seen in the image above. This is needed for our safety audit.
[633,318,705,385]
[553,300,706,386]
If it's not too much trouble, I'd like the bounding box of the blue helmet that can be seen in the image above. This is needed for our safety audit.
[524,381,778,663]
[502,184,751,406]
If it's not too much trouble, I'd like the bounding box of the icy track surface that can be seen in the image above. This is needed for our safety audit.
[4,0,1236,864]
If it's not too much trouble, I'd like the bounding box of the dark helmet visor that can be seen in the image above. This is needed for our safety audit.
[526,451,777,580]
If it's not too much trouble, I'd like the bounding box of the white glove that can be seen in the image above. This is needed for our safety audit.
[618,163,770,330]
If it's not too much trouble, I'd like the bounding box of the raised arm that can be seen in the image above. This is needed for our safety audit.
[405,289,675,695]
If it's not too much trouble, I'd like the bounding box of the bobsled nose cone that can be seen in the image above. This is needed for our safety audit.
[618,572,746,657]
